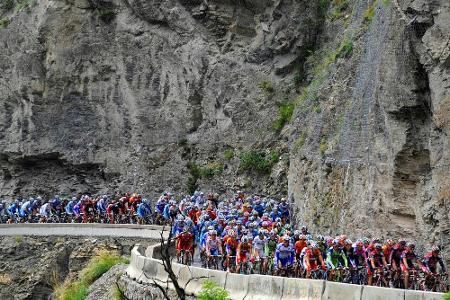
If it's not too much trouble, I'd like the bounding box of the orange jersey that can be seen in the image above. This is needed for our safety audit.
[295,240,308,254]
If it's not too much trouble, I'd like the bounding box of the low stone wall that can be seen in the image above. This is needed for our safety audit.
[126,244,446,300]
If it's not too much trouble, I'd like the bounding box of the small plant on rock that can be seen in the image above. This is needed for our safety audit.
[363,2,375,22]
[224,149,234,160]
[273,101,296,132]
[258,80,274,94]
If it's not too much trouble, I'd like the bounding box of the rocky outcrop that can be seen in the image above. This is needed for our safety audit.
[288,0,450,260]
[0,0,326,198]
[0,236,155,299]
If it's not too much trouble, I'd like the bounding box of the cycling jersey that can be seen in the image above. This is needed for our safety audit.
[19,201,32,217]
[275,243,294,267]
[65,201,75,215]
[137,203,151,218]
[40,203,51,218]
[401,250,417,269]
[326,247,348,268]
[422,252,446,273]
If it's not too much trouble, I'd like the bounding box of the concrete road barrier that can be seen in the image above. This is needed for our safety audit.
[405,290,425,300]
[225,272,249,300]
[322,281,362,300]
[245,274,284,300]
[361,285,405,300]
[127,246,144,280]
[282,277,324,300]
[422,291,447,300]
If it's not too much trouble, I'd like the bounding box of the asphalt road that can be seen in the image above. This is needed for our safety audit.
[0,223,165,239]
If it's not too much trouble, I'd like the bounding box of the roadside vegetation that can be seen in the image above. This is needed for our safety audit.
[198,280,230,300]
[54,251,128,300]
[239,150,279,174]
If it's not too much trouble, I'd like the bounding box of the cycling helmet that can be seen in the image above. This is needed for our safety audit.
[371,237,381,244]
[356,240,364,247]
[345,239,352,245]
[311,243,319,249]
[398,239,407,246]
[431,245,440,253]
[299,234,306,240]
[332,239,340,246]
[306,234,313,241]
[236,220,242,225]
[374,243,382,250]
[242,236,249,243]
[386,238,394,245]
[294,230,300,236]
[262,221,269,227]
[407,242,415,249]
[362,237,370,245]
[210,230,217,236]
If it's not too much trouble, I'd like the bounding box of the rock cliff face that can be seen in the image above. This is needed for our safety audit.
[0,1,449,255]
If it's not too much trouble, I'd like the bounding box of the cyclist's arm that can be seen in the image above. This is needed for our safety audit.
[438,257,447,273]
[382,256,388,268]
[326,253,335,268]
[402,257,409,270]
[370,257,377,269]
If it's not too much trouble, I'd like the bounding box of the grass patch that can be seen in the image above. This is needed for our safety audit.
[318,0,330,17]
[81,252,127,285]
[328,0,349,20]
[337,38,353,58]
[258,80,274,94]
[224,149,234,160]
[14,235,23,243]
[15,0,36,12]
[239,150,279,174]
[381,0,390,6]
[1,0,14,10]
[363,2,376,22]
[112,283,123,300]
[0,17,10,28]
[444,292,450,300]
[54,251,126,300]
[272,101,295,132]
[293,133,306,152]
[319,137,328,156]
[198,280,230,300]
[187,161,224,194]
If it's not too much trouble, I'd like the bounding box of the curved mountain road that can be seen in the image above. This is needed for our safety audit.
[0,223,165,239]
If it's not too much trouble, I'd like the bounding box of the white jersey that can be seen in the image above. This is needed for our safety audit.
[39,203,51,217]
[253,236,266,250]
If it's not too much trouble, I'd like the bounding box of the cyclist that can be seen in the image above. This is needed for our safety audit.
[401,242,423,288]
[19,198,33,220]
[136,199,152,224]
[304,242,326,278]
[390,239,407,279]
[39,201,52,222]
[275,238,295,276]
[367,243,388,286]
[326,239,348,280]
[176,227,194,264]
[422,245,447,275]
[236,236,252,273]
[7,200,20,223]
[294,234,308,275]
[205,230,223,268]
[224,230,239,272]
[252,230,267,273]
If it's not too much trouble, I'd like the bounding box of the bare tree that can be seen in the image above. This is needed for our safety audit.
[143,224,206,300]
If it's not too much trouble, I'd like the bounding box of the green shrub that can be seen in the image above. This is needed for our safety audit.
[198,280,230,300]
[239,150,279,173]
[444,291,450,300]
[318,0,330,17]
[338,39,353,58]
[224,149,234,160]
[329,0,349,20]
[363,3,375,22]
[319,137,328,155]
[199,162,224,179]
[98,8,115,23]
[381,0,390,6]
[258,80,274,94]
[1,0,14,10]
[273,101,295,132]
[0,17,10,28]
[15,0,36,12]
